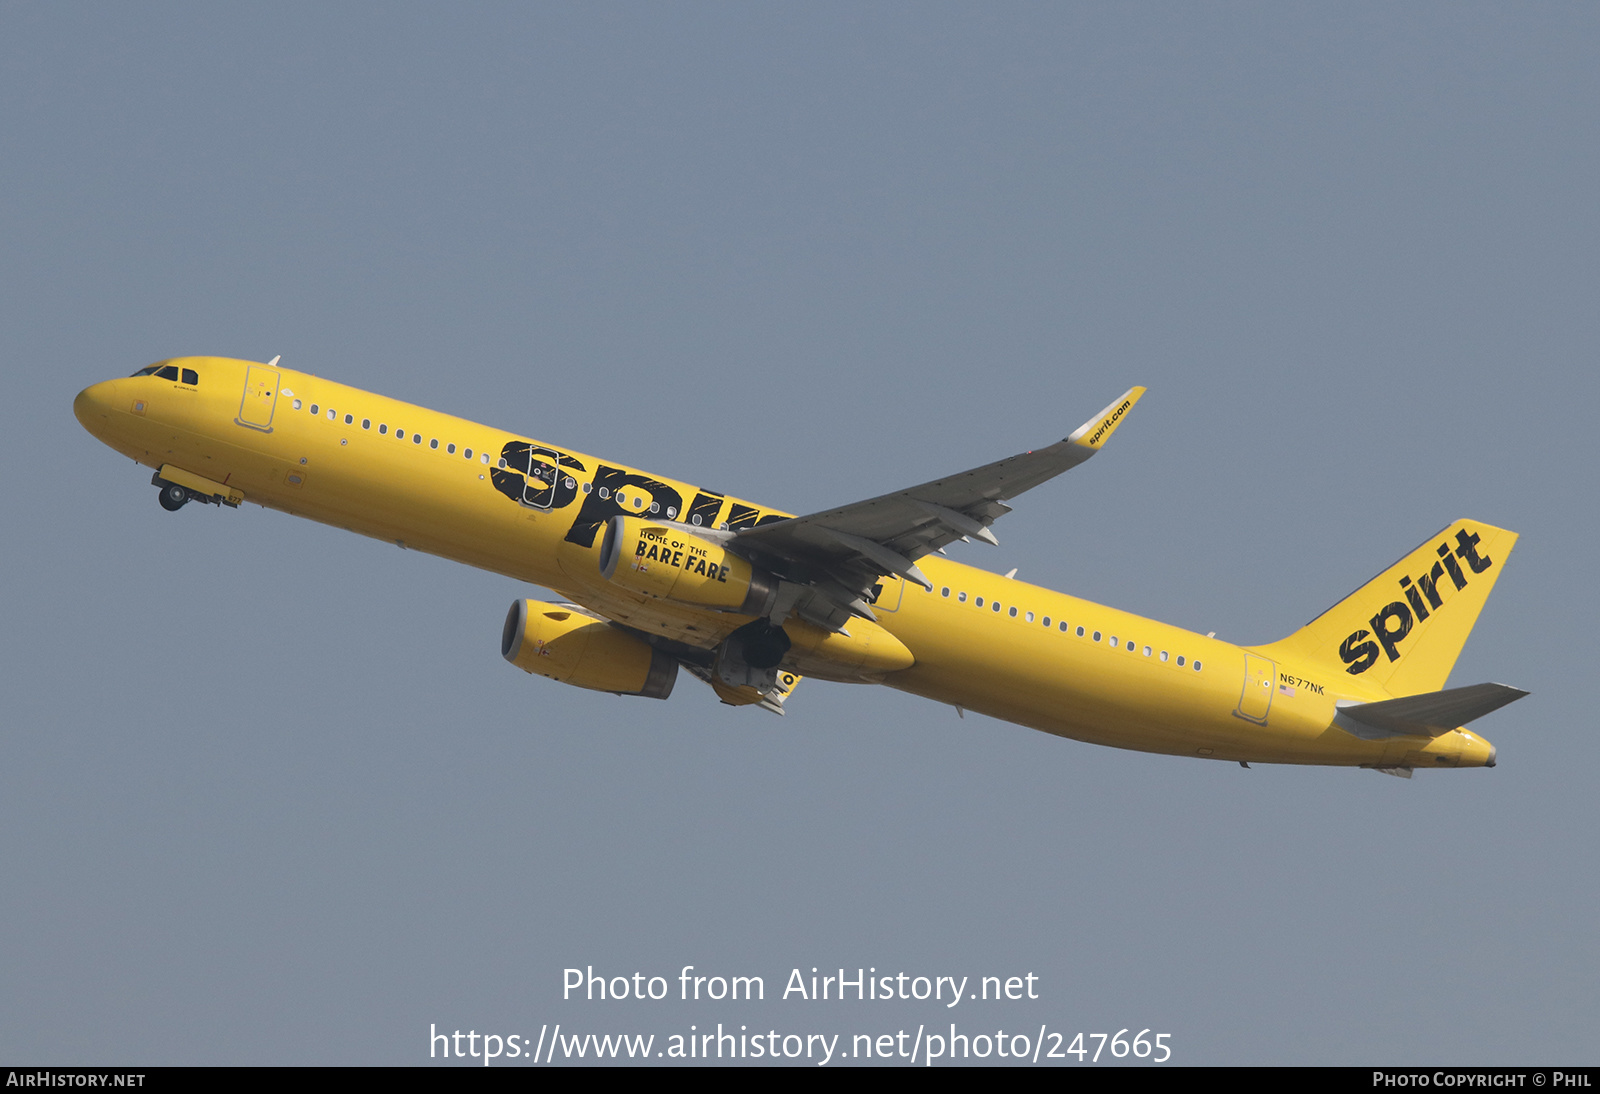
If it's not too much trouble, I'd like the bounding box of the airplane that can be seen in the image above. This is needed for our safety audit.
[74,356,1525,776]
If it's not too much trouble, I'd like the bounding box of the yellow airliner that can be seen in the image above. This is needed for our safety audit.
[75,357,1525,775]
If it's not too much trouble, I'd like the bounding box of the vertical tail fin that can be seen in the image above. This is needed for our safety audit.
[1258,520,1518,697]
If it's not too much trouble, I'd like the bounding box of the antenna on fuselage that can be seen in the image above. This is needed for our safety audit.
[266,355,281,367]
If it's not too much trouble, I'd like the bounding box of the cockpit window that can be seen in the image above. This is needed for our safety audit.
[130,363,199,383]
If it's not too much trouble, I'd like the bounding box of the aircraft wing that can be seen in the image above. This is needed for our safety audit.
[732,386,1145,629]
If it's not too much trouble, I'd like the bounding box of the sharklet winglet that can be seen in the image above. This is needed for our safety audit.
[1066,385,1146,449]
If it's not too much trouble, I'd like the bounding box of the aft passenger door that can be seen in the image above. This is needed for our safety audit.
[1235,652,1276,725]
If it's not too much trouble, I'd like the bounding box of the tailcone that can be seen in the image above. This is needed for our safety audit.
[1457,731,1498,769]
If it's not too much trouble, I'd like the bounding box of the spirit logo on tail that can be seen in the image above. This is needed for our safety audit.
[1340,528,1496,675]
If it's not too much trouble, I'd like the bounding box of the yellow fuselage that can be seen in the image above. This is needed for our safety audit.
[74,357,1495,770]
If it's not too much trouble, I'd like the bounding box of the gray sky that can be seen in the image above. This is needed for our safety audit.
[2,3,1595,1065]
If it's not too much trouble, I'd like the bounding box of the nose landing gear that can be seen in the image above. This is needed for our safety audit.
[157,481,189,511]
[149,468,242,510]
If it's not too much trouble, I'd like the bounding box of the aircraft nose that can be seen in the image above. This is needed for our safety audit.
[74,380,116,428]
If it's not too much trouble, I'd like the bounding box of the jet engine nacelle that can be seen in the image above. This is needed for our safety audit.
[501,599,677,699]
[599,515,777,616]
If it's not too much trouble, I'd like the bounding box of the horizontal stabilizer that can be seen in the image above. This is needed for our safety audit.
[1336,682,1528,739]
